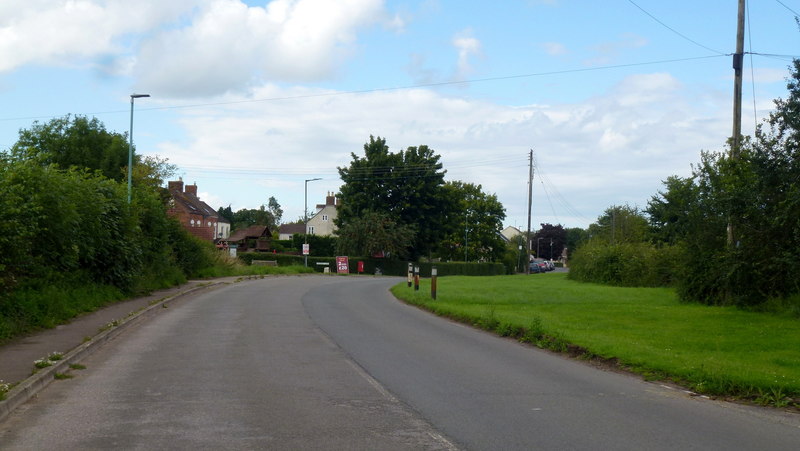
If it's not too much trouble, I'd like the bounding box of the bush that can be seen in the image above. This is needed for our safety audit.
[568,239,682,287]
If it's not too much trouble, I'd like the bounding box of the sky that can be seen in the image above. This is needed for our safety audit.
[1,0,798,230]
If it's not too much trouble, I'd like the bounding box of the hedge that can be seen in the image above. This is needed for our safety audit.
[236,252,505,276]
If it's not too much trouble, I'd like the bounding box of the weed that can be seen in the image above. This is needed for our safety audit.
[0,380,10,400]
[33,358,52,369]
[54,372,74,380]
[69,363,86,370]
[48,351,64,361]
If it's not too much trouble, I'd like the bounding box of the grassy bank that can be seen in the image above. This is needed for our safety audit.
[391,273,800,408]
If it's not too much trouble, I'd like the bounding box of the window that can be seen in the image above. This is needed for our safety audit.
[308,226,315,235]
[322,215,328,221]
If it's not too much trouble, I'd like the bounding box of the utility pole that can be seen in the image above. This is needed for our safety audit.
[728,0,746,246]
[525,149,534,275]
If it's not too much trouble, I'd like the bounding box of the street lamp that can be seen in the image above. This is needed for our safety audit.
[128,93,150,203]
[550,239,553,261]
[304,177,322,267]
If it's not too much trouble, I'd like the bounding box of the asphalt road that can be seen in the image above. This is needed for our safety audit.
[2,276,800,450]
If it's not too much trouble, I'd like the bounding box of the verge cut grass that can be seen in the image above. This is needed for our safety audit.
[391,273,800,407]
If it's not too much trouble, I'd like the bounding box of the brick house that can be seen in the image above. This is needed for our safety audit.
[166,180,229,242]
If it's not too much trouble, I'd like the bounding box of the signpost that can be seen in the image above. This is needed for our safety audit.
[336,256,349,274]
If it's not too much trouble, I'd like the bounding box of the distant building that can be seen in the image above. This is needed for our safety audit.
[227,225,271,252]
[166,180,229,241]
[278,223,305,240]
[307,192,339,236]
[501,226,522,242]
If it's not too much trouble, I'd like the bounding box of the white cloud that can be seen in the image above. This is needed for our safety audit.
[541,42,568,56]
[134,0,384,97]
[0,0,201,72]
[452,29,481,80]
[156,70,733,228]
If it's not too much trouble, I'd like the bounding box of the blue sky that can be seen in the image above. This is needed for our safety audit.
[1,0,798,230]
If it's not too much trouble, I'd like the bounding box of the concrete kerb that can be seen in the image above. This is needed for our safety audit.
[0,281,228,423]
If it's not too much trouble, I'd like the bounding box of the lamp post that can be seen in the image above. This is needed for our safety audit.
[304,177,322,267]
[550,239,553,261]
[128,93,150,203]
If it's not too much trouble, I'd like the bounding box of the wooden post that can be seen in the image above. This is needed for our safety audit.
[431,267,437,300]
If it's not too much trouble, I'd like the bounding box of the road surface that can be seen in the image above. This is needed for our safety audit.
[2,276,799,450]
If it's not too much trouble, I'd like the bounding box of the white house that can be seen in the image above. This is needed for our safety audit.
[307,192,339,236]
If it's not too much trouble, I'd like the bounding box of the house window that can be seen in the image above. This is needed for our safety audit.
[207,221,212,227]
[190,219,195,226]
[322,215,328,221]
[308,226,315,235]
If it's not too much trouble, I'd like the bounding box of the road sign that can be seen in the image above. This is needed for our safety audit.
[336,256,349,274]
[302,243,310,255]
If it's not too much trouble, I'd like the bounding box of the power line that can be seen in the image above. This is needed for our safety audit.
[0,55,728,123]
[774,0,800,17]
[627,0,725,55]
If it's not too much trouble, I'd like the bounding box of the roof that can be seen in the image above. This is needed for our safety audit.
[228,225,271,242]
[169,188,219,218]
[279,223,305,235]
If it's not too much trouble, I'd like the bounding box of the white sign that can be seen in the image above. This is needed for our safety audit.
[302,243,310,255]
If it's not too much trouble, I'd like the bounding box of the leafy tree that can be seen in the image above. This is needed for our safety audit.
[646,175,699,245]
[217,205,234,225]
[438,181,506,262]
[337,136,448,258]
[564,227,589,257]
[267,196,283,225]
[587,205,650,245]
[10,115,131,181]
[532,223,566,260]
[335,211,415,259]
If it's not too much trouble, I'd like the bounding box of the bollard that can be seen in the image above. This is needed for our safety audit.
[407,262,413,287]
[431,267,437,300]
[414,266,420,291]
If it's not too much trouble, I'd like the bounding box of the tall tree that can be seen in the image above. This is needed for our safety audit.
[533,223,566,260]
[335,211,415,258]
[10,115,130,181]
[438,181,506,261]
[646,175,698,245]
[587,205,650,245]
[267,196,283,225]
[336,136,448,258]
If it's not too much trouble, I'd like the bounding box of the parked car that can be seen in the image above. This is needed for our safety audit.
[529,262,544,273]
[532,258,550,272]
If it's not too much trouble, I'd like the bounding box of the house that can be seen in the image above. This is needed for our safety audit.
[306,192,339,236]
[278,223,305,240]
[227,225,271,252]
[501,226,522,242]
[166,180,229,241]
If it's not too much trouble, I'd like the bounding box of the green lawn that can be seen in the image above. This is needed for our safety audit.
[391,273,800,407]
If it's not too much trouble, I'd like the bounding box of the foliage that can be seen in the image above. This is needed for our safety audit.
[532,223,566,260]
[337,136,448,259]
[564,227,589,258]
[290,234,337,257]
[335,211,415,259]
[646,175,698,245]
[568,239,682,287]
[587,204,650,244]
[0,115,237,342]
[438,181,507,262]
[392,273,800,406]
[9,115,130,181]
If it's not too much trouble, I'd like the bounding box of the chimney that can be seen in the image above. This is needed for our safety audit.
[185,183,198,196]
[326,192,335,206]
[168,180,184,193]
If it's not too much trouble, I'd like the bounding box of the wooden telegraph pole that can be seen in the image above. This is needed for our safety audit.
[526,149,534,275]
[728,0,746,246]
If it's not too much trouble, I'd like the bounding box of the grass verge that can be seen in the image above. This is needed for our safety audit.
[391,273,800,409]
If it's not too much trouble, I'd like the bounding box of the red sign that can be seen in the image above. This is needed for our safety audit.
[336,256,349,274]
[357,261,364,273]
